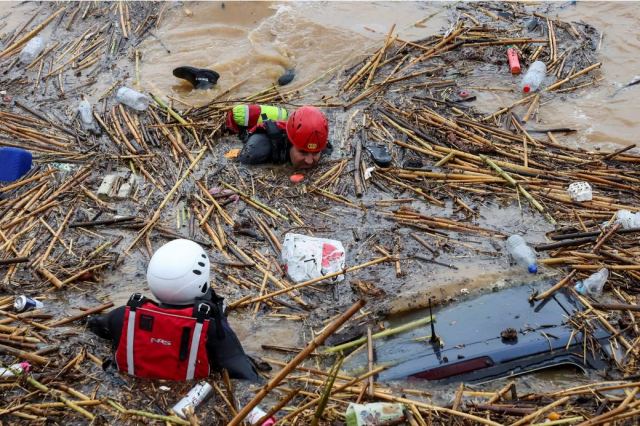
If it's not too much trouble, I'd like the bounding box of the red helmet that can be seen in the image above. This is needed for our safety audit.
[286,106,329,153]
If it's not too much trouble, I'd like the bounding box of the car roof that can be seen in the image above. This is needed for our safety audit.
[342,282,611,383]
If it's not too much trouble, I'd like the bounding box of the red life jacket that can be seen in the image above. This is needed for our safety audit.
[115,294,212,381]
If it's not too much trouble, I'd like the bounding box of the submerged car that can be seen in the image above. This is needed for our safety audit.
[343,282,614,384]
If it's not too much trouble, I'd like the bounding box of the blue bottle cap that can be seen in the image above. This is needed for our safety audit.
[528,264,538,274]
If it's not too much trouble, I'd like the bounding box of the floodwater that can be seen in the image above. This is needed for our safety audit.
[137,1,640,151]
[1,0,638,405]
[140,1,448,104]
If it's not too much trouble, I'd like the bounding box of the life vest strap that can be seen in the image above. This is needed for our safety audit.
[261,114,289,164]
[186,320,204,380]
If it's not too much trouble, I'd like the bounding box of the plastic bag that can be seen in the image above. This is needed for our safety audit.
[281,233,345,283]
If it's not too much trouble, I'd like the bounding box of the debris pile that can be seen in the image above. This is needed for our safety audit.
[0,1,639,425]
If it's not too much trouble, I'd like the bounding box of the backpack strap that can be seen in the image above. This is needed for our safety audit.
[261,113,289,164]
[124,293,146,376]
[184,301,212,380]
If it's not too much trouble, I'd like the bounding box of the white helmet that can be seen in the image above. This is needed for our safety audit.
[147,239,211,305]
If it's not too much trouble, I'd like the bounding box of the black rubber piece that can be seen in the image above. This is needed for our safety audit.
[367,145,392,167]
[173,66,220,89]
[278,69,295,86]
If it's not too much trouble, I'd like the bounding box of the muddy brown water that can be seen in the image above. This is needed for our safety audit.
[135,1,640,151]
[0,0,637,411]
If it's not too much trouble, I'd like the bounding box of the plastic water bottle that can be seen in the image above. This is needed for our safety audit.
[575,268,608,298]
[20,36,45,63]
[116,87,150,111]
[78,100,101,135]
[615,210,640,230]
[521,61,547,93]
[506,235,538,273]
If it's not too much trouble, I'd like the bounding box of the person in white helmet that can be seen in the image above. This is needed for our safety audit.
[87,239,258,381]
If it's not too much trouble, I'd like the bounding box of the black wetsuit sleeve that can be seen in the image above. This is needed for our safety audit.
[238,133,273,165]
[87,306,126,351]
[206,319,259,382]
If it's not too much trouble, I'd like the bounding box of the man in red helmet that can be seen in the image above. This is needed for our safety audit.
[238,106,330,170]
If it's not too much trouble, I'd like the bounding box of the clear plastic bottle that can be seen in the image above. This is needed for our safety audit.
[78,100,101,135]
[116,87,150,111]
[506,234,538,273]
[20,36,45,63]
[521,60,547,93]
[575,268,608,298]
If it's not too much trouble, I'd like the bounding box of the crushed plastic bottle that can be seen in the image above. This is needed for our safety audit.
[506,234,538,273]
[116,87,150,111]
[575,268,608,298]
[521,60,547,93]
[78,100,101,135]
[614,209,640,230]
[20,36,45,63]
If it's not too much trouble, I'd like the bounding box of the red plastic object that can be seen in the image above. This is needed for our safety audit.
[458,90,470,98]
[290,173,305,184]
[507,48,521,75]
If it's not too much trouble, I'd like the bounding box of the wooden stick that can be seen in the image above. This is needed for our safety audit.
[591,302,640,312]
[0,7,67,58]
[48,302,114,327]
[0,343,49,365]
[39,206,75,264]
[534,270,577,301]
[36,266,64,289]
[592,223,620,253]
[487,381,515,404]
[354,133,364,197]
[510,396,570,426]
[545,62,602,91]
[577,387,639,426]
[232,256,391,307]
[60,262,110,286]
[367,326,375,398]
[0,170,55,194]
[256,389,300,425]
[221,182,289,222]
[126,147,207,252]
[26,376,95,420]
[481,155,556,224]
[282,366,385,422]
[227,299,365,426]
[0,257,29,266]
